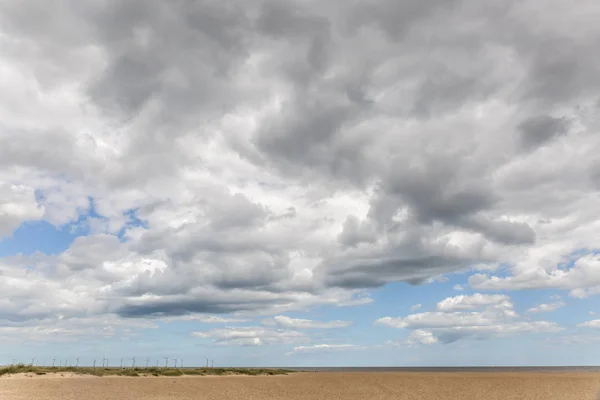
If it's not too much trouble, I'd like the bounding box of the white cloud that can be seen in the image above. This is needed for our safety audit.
[436,294,514,313]
[287,344,363,355]
[411,304,422,311]
[0,183,44,237]
[376,293,561,344]
[470,253,600,298]
[407,330,438,345]
[527,299,565,313]
[453,284,464,291]
[0,315,157,343]
[191,326,308,346]
[577,319,600,329]
[263,315,352,329]
[336,296,375,307]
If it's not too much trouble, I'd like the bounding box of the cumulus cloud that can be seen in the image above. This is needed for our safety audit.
[436,294,514,313]
[0,0,599,338]
[407,330,439,345]
[191,326,308,346]
[376,293,561,344]
[263,315,352,329]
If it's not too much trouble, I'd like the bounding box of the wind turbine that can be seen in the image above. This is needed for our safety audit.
[145,358,150,368]
[164,357,169,368]
[173,358,178,368]
[75,357,80,367]
[180,359,184,368]
[131,357,136,368]
[205,357,209,368]
[120,358,123,369]
[52,358,56,367]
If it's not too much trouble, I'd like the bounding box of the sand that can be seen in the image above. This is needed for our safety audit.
[1,372,599,399]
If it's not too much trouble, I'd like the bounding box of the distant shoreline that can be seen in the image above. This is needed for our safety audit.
[286,366,600,373]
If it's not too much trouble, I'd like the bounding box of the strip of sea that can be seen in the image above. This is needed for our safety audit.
[284,366,600,373]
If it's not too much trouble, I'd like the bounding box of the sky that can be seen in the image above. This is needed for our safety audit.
[1,0,600,368]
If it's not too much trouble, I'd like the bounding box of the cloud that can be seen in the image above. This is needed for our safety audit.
[526,299,565,313]
[411,304,422,311]
[470,253,600,298]
[263,315,352,329]
[286,344,363,355]
[191,326,308,346]
[517,115,571,150]
[376,293,561,344]
[436,294,514,313]
[161,315,248,324]
[0,183,44,238]
[0,314,157,343]
[0,0,600,337]
[407,330,438,345]
[577,319,600,329]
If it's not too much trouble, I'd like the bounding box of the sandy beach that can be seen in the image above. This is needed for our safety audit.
[1,372,599,399]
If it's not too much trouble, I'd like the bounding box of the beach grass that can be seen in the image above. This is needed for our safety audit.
[0,363,292,377]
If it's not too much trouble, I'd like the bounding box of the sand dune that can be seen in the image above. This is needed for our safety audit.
[1,372,599,399]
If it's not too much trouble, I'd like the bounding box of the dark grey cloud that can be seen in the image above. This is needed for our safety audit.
[116,296,282,318]
[88,54,162,117]
[521,38,600,108]
[346,0,462,40]
[462,216,536,245]
[590,163,600,188]
[323,255,476,289]
[518,115,570,150]
[86,1,254,121]
[337,215,377,248]
[382,157,496,224]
